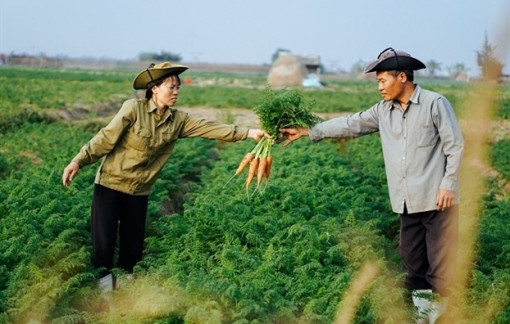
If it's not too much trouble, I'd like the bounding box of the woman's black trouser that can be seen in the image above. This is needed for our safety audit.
[91,184,149,276]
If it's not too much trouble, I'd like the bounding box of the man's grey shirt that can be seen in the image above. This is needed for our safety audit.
[309,85,464,214]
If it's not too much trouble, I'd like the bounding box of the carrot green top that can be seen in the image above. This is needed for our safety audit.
[254,87,320,139]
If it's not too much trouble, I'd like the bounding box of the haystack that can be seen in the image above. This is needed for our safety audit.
[267,54,308,87]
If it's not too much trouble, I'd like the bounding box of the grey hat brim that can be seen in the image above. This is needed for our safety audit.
[364,56,426,73]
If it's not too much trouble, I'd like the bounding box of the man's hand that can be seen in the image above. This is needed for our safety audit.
[436,189,455,211]
[279,127,310,146]
[247,129,270,142]
[62,161,80,186]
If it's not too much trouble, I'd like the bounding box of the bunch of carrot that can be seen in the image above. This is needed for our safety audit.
[227,136,273,196]
[228,87,320,197]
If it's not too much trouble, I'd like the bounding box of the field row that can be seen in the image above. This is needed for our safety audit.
[0,66,509,322]
[3,66,497,118]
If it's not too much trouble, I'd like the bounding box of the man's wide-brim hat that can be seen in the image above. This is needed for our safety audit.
[133,62,188,90]
[364,47,426,73]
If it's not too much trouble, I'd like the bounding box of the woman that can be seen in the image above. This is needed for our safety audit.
[62,62,268,290]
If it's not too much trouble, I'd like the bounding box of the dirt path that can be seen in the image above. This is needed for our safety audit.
[178,107,260,128]
[57,103,509,141]
[177,106,350,128]
[178,107,509,194]
[57,104,509,193]
[178,107,510,142]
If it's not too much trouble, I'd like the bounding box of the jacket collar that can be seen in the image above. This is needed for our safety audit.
[147,98,174,121]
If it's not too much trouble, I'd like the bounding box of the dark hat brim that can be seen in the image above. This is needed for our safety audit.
[133,64,188,90]
[364,56,426,73]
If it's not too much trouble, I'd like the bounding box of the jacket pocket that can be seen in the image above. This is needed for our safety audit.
[162,131,178,144]
[127,127,151,151]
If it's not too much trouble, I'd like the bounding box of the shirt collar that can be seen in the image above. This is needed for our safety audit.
[147,98,158,113]
[409,84,421,105]
[387,84,421,110]
[147,99,174,121]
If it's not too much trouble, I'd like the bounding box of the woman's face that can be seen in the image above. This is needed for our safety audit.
[152,75,180,108]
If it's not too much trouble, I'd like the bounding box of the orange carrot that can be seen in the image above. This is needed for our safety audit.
[245,158,259,189]
[257,156,267,187]
[235,152,254,175]
[265,156,273,179]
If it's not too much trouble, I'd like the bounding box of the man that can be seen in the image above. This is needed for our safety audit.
[280,48,464,323]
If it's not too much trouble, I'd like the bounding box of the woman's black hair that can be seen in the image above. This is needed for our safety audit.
[145,75,182,99]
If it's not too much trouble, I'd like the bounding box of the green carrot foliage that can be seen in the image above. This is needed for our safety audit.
[254,87,321,138]
[0,66,509,322]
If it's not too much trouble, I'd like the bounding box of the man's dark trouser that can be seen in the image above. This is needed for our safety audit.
[91,184,149,276]
[399,205,459,297]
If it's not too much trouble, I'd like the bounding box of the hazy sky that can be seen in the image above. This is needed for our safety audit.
[1,0,509,75]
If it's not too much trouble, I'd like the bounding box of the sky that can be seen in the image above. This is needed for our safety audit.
[1,0,509,76]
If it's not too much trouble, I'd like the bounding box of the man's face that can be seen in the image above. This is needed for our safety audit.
[375,71,405,101]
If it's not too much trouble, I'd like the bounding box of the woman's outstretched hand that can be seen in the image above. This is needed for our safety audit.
[62,161,80,186]
[248,129,271,141]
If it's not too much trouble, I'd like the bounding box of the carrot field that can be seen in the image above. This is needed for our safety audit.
[0,66,509,323]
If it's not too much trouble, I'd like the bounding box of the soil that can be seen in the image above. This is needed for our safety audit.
[174,107,510,198]
[53,100,510,142]
[176,106,350,128]
[55,103,509,142]
[57,104,509,198]
[178,107,510,143]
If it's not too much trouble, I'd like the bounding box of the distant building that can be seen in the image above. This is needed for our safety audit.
[297,53,321,76]
[267,51,322,87]
[3,54,62,67]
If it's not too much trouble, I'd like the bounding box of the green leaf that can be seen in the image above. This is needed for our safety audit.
[254,87,321,138]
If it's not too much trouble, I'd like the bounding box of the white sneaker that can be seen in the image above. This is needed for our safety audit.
[412,289,432,323]
[97,273,114,292]
[114,274,134,290]
[412,290,447,324]
[428,298,447,324]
